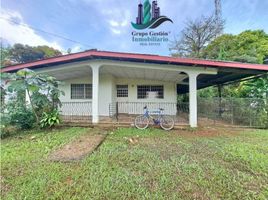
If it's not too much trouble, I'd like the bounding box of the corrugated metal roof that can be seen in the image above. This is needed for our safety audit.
[1,50,268,72]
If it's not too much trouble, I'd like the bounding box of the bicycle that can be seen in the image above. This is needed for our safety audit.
[134,106,175,130]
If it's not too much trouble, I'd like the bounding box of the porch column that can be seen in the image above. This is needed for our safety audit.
[188,72,198,128]
[91,64,100,123]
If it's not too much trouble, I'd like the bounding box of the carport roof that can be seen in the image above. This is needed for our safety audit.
[1,50,268,93]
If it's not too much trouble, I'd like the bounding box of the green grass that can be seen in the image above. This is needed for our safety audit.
[1,127,268,199]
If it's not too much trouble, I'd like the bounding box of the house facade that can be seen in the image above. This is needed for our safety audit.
[2,50,267,128]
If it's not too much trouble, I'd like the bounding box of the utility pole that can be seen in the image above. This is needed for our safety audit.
[214,0,223,36]
[215,0,222,22]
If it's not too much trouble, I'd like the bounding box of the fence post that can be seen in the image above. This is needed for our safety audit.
[231,99,234,125]
[116,102,119,122]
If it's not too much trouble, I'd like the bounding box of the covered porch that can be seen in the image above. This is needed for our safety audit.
[41,60,217,127]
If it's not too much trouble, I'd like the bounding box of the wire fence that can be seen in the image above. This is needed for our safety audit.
[197,98,267,128]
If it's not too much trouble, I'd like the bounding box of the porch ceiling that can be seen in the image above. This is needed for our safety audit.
[45,66,91,80]
[101,66,187,83]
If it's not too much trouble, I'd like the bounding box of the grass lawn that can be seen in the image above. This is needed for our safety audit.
[1,127,268,199]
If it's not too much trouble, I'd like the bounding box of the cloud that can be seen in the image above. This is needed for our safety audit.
[103,9,131,35]
[0,9,63,51]
[69,0,132,35]
[70,45,83,53]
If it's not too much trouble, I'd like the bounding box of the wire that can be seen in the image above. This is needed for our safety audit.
[0,16,95,50]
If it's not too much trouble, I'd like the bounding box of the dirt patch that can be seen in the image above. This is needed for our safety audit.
[0,176,11,196]
[49,134,106,162]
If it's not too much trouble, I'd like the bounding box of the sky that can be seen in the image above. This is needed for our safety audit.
[1,0,268,56]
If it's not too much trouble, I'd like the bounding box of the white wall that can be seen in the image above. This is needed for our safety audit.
[58,76,177,116]
[58,74,114,116]
[115,78,177,115]
[115,78,177,103]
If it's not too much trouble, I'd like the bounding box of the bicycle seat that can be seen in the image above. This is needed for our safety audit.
[144,106,147,109]
[159,108,164,111]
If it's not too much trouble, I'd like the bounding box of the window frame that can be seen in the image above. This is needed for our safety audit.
[137,85,164,99]
[71,84,92,99]
[116,85,128,98]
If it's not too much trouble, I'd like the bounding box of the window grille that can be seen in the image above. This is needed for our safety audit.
[71,84,92,99]
[137,85,164,99]
[117,85,128,97]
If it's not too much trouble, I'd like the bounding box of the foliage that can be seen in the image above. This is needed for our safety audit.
[0,113,15,138]
[202,30,268,64]
[0,45,12,68]
[0,124,18,139]
[9,105,36,129]
[40,110,60,128]
[2,69,64,131]
[7,43,62,64]
[1,128,268,199]
[197,97,267,128]
[170,15,224,58]
[198,30,268,115]
[0,86,6,112]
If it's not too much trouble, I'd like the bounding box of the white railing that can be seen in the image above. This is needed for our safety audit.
[117,102,177,115]
[60,102,92,117]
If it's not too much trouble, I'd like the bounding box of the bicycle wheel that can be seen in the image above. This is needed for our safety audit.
[134,115,149,130]
[160,116,175,130]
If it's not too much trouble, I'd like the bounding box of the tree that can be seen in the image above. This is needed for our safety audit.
[3,69,64,123]
[170,15,224,58]
[8,44,62,64]
[199,30,268,97]
[35,45,62,58]
[0,46,12,68]
[202,30,268,64]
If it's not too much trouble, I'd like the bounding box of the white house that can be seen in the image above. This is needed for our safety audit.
[2,50,268,127]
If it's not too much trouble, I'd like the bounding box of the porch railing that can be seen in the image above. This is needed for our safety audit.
[117,102,178,115]
[60,101,92,122]
[109,102,190,124]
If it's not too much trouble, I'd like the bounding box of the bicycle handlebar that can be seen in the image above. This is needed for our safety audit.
[143,106,164,111]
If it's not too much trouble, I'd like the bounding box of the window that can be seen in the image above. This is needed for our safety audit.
[71,84,92,99]
[117,85,128,97]
[137,85,164,99]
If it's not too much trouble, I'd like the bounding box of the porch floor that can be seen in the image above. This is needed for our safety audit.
[61,113,189,126]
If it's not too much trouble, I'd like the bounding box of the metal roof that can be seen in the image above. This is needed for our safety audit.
[1,50,267,94]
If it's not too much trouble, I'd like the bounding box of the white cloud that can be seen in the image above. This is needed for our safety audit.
[105,10,131,35]
[71,45,83,53]
[0,9,63,51]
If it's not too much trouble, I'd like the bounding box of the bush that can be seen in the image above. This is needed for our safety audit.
[40,110,60,128]
[9,107,36,129]
[0,125,18,139]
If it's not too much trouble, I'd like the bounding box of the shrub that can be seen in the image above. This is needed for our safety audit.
[9,106,36,129]
[40,110,60,128]
[0,125,18,139]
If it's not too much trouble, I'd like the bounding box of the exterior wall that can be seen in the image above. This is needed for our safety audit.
[115,78,177,115]
[115,78,177,103]
[58,76,177,116]
[59,74,114,116]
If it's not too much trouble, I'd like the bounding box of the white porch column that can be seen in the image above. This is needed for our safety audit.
[188,72,198,128]
[91,64,100,123]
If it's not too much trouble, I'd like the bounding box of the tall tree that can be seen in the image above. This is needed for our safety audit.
[8,43,62,64]
[198,30,268,99]
[202,30,268,64]
[170,15,224,58]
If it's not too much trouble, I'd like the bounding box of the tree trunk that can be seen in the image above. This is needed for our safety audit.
[26,87,39,123]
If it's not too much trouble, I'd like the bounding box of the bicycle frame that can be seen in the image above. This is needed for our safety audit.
[143,106,163,125]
